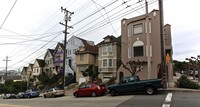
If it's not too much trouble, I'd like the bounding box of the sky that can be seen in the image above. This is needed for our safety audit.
[0,0,200,71]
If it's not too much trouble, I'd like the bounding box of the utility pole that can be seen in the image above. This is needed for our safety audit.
[145,0,151,79]
[159,0,166,88]
[3,56,11,80]
[60,7,73,89]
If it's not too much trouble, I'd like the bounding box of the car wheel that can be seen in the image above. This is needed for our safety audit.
[44,95,46,98]
[110,90,116,96]
[51,94,55,98]
[74,93,79,98]
[145,86,155,95]
[91,92,97,97]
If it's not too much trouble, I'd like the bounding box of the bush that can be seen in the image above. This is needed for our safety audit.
[175,75,200,89]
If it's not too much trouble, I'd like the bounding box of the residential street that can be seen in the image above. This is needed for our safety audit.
[1,91,200,107]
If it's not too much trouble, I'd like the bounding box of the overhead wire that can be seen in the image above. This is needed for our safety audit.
[8,32,62,68]
[0,0,17,29]
[74,0,157,38]
[6,0,157,69]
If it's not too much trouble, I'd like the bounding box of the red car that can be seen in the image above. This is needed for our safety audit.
[73,83,106,97]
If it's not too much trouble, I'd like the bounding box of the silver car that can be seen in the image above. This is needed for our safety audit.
[43,87,65,98]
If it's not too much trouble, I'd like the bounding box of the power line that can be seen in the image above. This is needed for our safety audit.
[8,32,62,68]
[0,0,17,29]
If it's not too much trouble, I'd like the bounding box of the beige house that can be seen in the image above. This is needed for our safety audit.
[97,35,121,82]
[27,64,33,88]
[117,10,173,83]
[44,49,55,77]
[21,67,28,81]
[75,40,98,84]
[32,59,45,76]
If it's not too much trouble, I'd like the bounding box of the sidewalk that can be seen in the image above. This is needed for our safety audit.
[162,73,200,93]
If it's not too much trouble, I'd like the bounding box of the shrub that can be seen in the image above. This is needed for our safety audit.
[175,75,200,89]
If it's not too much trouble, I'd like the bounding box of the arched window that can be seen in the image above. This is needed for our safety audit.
[133,40,144,57]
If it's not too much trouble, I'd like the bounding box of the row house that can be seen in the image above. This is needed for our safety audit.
[32,59,45,83]
[21,36,96,86]
[66,36,95,76]
[53,42,64,74]
[75,39,98,84]
[44,49,55,77]
[97,35,121,82]
[21,67,28,81]
[117,10,173,83]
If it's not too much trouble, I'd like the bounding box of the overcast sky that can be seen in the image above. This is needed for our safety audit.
[0,0,200,71]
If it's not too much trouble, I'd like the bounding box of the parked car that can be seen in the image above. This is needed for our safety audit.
[99,84,107,95]
[73,83,105,97]
[43,87,65,98]
[107,75,164,96]
[16,92,25,98]
[3,93,16,99]
[23,89,40,98]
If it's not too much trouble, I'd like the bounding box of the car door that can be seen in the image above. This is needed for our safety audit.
[118,77,136,93]
[84,84,92,96]
[78,85,87,96]
[47,88,54,97]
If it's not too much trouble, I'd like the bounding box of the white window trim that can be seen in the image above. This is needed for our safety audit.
[102,45,113,56]
[102,58,113,68]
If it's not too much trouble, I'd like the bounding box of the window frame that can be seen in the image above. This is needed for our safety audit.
[133,23,143,35]
[133,46,144,57]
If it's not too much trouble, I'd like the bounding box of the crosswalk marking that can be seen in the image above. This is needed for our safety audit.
[162,93,173,107]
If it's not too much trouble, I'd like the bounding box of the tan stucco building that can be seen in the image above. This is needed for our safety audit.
[117,10,173,84]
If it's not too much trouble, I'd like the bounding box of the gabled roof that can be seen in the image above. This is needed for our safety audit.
[75,44,98,54]
[21,67,28,75]
[27,64,33,71]
[53,42,64,55]
[75,40,98,55]
[55,42,64,50]
[44,49,55,59]
[97,35,121,46]
[35,59,45,67]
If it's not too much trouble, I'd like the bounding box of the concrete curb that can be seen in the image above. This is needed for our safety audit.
[159,88,200,93]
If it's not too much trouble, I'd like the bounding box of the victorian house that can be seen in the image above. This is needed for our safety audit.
[75,39,98,84]
[44,49,55,77]
[97,35,121,82]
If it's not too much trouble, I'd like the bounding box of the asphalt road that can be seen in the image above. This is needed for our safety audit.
[0,92,200,107]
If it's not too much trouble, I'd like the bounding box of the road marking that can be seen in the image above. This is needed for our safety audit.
[162,93,173,107]
[0,104,29,107]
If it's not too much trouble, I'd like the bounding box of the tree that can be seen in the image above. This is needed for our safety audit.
[82,64,99,82]
[121,60,147,76]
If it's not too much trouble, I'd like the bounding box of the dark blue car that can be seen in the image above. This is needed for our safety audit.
[23,89,40,98]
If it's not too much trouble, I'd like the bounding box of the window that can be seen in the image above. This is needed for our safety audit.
[133,46,144,57]
[108,59,112,67]
[102,45,112,55]
[102,59,112,67]
[103,59,107,67]
[79,66,86,72]
[133,24,143,34]
[80,54,84,61]
[108,45,112,55]
[102,46,107,55]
